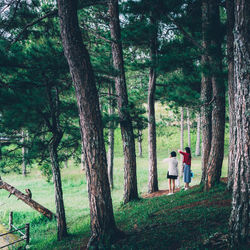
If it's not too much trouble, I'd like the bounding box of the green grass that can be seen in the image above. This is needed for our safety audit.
[113,184,232,249]
[0,124,230,249]
[0,154,229,249]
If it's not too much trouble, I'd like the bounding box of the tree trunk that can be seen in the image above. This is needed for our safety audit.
[147,13,158,194]
[107,84,115,189]
[46,84,68,240]
[64,160,68,169]
[180,107,184,176]
[81,144,85,171]
[195,112,201,156]
[0,177,55,220]
[200,0,212,184]
[229,0,250,247]
[49,139,67,240]
[57,0,120,247]
[138,130,143,158]
[108,0,138,203]
[205,0,225,190]
[21,130,27,177]
[226,0,235,191]
[187,107,191,148]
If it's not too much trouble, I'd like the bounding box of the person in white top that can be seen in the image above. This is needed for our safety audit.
[163,151,178,195]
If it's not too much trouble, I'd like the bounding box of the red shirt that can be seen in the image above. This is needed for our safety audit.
[179,151,191,166]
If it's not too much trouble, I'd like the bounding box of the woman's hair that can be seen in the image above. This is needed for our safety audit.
[170,151,176,157]
[185,147,191,158]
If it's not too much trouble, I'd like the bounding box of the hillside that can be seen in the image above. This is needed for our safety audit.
[80,183,233,249]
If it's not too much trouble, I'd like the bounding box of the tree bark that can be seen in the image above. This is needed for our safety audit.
[226,0,235,191]
[81,143,85,171]
[187,107,191,148]
[49,140,67,240]
[57,0,120,247]
[205,0,225,190]
[195,112,201,156]
[0,177,55,220]
[64,160,68,169]
[107,84,115,189]
[108,0,138,203]
[200,0,212,184]
[147,13,158,194]
[46,84,68,240]
[138,130,143,158]
[180,107,184,176]
[229,0,250,247]
[21,130,27,177]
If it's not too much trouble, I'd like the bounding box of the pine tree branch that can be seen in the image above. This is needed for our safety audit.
[156,83,167,87]
[80,25,113,43]
[9,0,107,46]
[99,92,118,97]
[99,74,116,80]
[0,0,21,36]
[10,10,57,46]
[166,14,204,51]
[0,0,16,13]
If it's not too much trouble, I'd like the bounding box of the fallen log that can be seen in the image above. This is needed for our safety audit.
[0,176,55,220]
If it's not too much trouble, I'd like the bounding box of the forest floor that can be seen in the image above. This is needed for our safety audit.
[80,178,236,250]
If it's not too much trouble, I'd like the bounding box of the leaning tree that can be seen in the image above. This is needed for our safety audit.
[57,0,121,247]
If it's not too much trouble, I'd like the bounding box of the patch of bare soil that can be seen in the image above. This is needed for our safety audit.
[141,185,197,198]
[142,177,228,199]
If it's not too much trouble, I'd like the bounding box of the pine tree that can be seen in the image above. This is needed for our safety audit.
[229,0,249,247]
[57,0,121,247]
[226,0,235,191]
[108,0,139,202]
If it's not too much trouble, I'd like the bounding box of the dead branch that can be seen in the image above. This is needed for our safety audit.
[0,176,55,220]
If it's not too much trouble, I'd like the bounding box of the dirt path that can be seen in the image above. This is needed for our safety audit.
[141,186,197,198]
[142,177,228,199]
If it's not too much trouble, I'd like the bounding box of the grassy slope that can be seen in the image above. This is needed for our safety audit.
[113,184,232,249]
[0,157,229,249]
[0,110,231,249]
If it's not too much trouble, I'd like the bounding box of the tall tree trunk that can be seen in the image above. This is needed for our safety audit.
[200,0,212,184]
[107,84,115,189]
[46,84,68,240]
[64,160,68,169]
[187,107,191,148]
[180,107,184,175]
[57,0,120,247]
[138,130,143,158]
[195,112,201,156]
[205,0,225,190]
[226,0,235,191]
[49,137,67,240]
[229,0,250,246]
[81,143,85,171]
[147,13,158,194]
[21,130,27,177]
[108,0,138,203]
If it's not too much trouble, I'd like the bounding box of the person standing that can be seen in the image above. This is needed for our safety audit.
[163,151,178,195]
[178,147,192,190]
